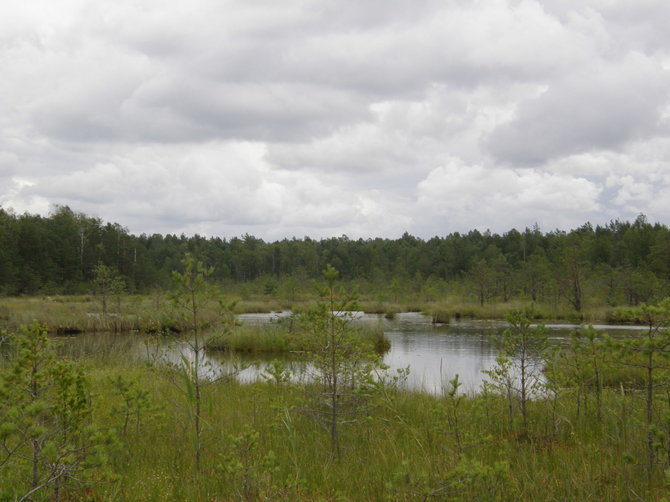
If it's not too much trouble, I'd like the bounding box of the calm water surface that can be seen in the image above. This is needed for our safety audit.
[59,312,647,394]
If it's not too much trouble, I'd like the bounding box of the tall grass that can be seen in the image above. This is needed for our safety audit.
[2,327,668,501]
[83,367,667,501]
[0,295,228,334]
[205,323,390,354]
[0,296,640,336]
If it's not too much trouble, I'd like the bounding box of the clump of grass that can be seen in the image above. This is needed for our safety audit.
[404,303,425,312]
[359,302,387,314]
[137,315,182,334]
[430,308,451,324]
[206,325,311,353]
[371,327,391,353]
[234,300,282,314]
[206,324,390,355]
[359,301,404,316]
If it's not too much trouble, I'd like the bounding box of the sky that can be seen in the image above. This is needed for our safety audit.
[1,0,669,241]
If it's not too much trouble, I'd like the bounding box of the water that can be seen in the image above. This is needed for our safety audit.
[379,313,504,394]
[58,312,647,394]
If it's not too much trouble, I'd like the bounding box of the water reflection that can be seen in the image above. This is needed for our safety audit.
[56,313,647,395]
[374,314,504,394]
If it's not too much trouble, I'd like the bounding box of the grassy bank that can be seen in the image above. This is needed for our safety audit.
[417,299,614,324]
[0,294,640,335]
[0,295,280,334]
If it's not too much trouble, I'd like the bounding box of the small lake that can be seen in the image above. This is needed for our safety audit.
[58,312,648,394]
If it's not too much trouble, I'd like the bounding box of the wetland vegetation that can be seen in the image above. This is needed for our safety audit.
[4,303,670,501]
[2,208,670,500]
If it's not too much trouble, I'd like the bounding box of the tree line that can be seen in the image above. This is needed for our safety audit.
[1,205,669,309]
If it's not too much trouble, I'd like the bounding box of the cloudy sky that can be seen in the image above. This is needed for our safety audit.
[1,0,669,240]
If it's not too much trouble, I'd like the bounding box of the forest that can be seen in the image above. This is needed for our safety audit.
[1,205,669,315]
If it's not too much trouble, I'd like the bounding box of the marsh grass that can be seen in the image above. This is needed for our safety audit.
[0,295,236,334]
[204,323,390,355]
[551,348,650,390]
[2,327,668,501]
[0,296,631,338]
[358,300,405,315]
[205,325,312,353]
[0,296,146,333]
[429,308,451,324]
[413,298,618,324]
[233,300,285,314]
[84,365,666,501]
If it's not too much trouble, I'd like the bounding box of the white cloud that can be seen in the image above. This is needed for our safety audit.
[415,158,602,233]
[1,0,670,238]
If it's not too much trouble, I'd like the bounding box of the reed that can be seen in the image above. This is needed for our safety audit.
[88,368,665,501]
[0,296,631,337]
[2,329,666,501]
[205,323,390,354]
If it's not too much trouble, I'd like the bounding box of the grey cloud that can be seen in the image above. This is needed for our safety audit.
[23,1,600,148]
[543,1,670,55]
[265,84,523,179]
[3,1,670,239]
[607,5,670,54]
[485,54,670,165]
[198,2,584,92]
[137,80,370,142]
[0,150,19,176]
[34,70,371,143]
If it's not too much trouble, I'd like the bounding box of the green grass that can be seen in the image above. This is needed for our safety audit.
[0,295,646,337]
[204,323,390,354]
[89,371,670,500]
[605,306,648,324]
[3,328,670,501]
[0,295,232,334]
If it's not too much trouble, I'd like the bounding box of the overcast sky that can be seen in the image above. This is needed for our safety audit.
[1,0,669,240]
